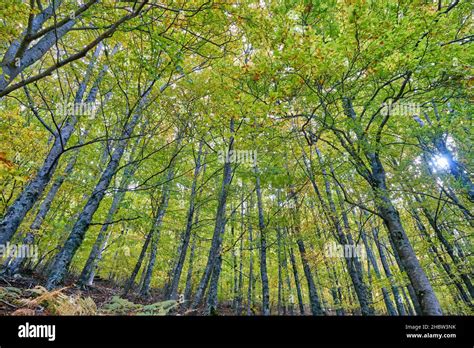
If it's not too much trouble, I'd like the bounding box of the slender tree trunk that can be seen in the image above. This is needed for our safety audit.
[410,209,472,305]
[323,256,344,316]
[167,141,203,299]
[296,238,324,315]
[283,261,294,314]
[46,82,153,289]
[78,135,142,286]
[32,142,82,231]
[340,97,442,315]
[277,227,283,315]
[3,140,83,276]
[313,147,373,315]
[183,158,208,305]
[247,193,254,316]
[360,224,398,315]
[106,227,127,282]
[288,242,305,315]
[235,194,245,314]
[371,225,406,315]
[368,152,442,315]
[0,0,79,93]
[183,218,198,303]
[415,197,474,298]
[140,134,181,296]
[231,206,238,311]
[300,137,373,315]
[123,227,152,295]
[0,44,104,245]
[205,125,235,314]
[192,118,234,312]
[254,163,270,315]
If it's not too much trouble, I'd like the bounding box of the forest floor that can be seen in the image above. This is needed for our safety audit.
[0,272,240,316]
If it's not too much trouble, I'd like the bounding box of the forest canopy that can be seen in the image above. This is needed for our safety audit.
[0,0,472,317]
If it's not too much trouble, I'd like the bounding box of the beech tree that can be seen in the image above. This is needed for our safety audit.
[0,0,472,316]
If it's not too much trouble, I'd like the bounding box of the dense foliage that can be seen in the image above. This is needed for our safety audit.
[0,0,472,315]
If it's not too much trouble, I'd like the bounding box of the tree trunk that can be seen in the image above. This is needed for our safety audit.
[0,0,78,93]
[288,241,305,315]
[368,152,442,315]
[371,225,406,315]
[205,122,235,314]
[277,227,283,315]
[360,224,398,315]
[78,133,142,286]
[246,192,254,316]
[411,209,471,305]
[314,147,373,315]
[192,118,234,312]
[0,44,104,245]
[296,238,324,315]
[183,218,198,303]
[3,139,84,276]
[167,141,203,299]
[123,226,152,296]
[385,233,423,315]
[140,133,181,296]
[416,199,474,299]
[254,163,270,315]
[45,82,153,289]
[340,97,442,315]
[235,194,245,314]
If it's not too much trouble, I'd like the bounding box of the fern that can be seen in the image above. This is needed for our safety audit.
[102,296,178,316]
[102,296,141,315]
[16,286,97,315]
[0,286,22,302]
[139,300,178,315]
